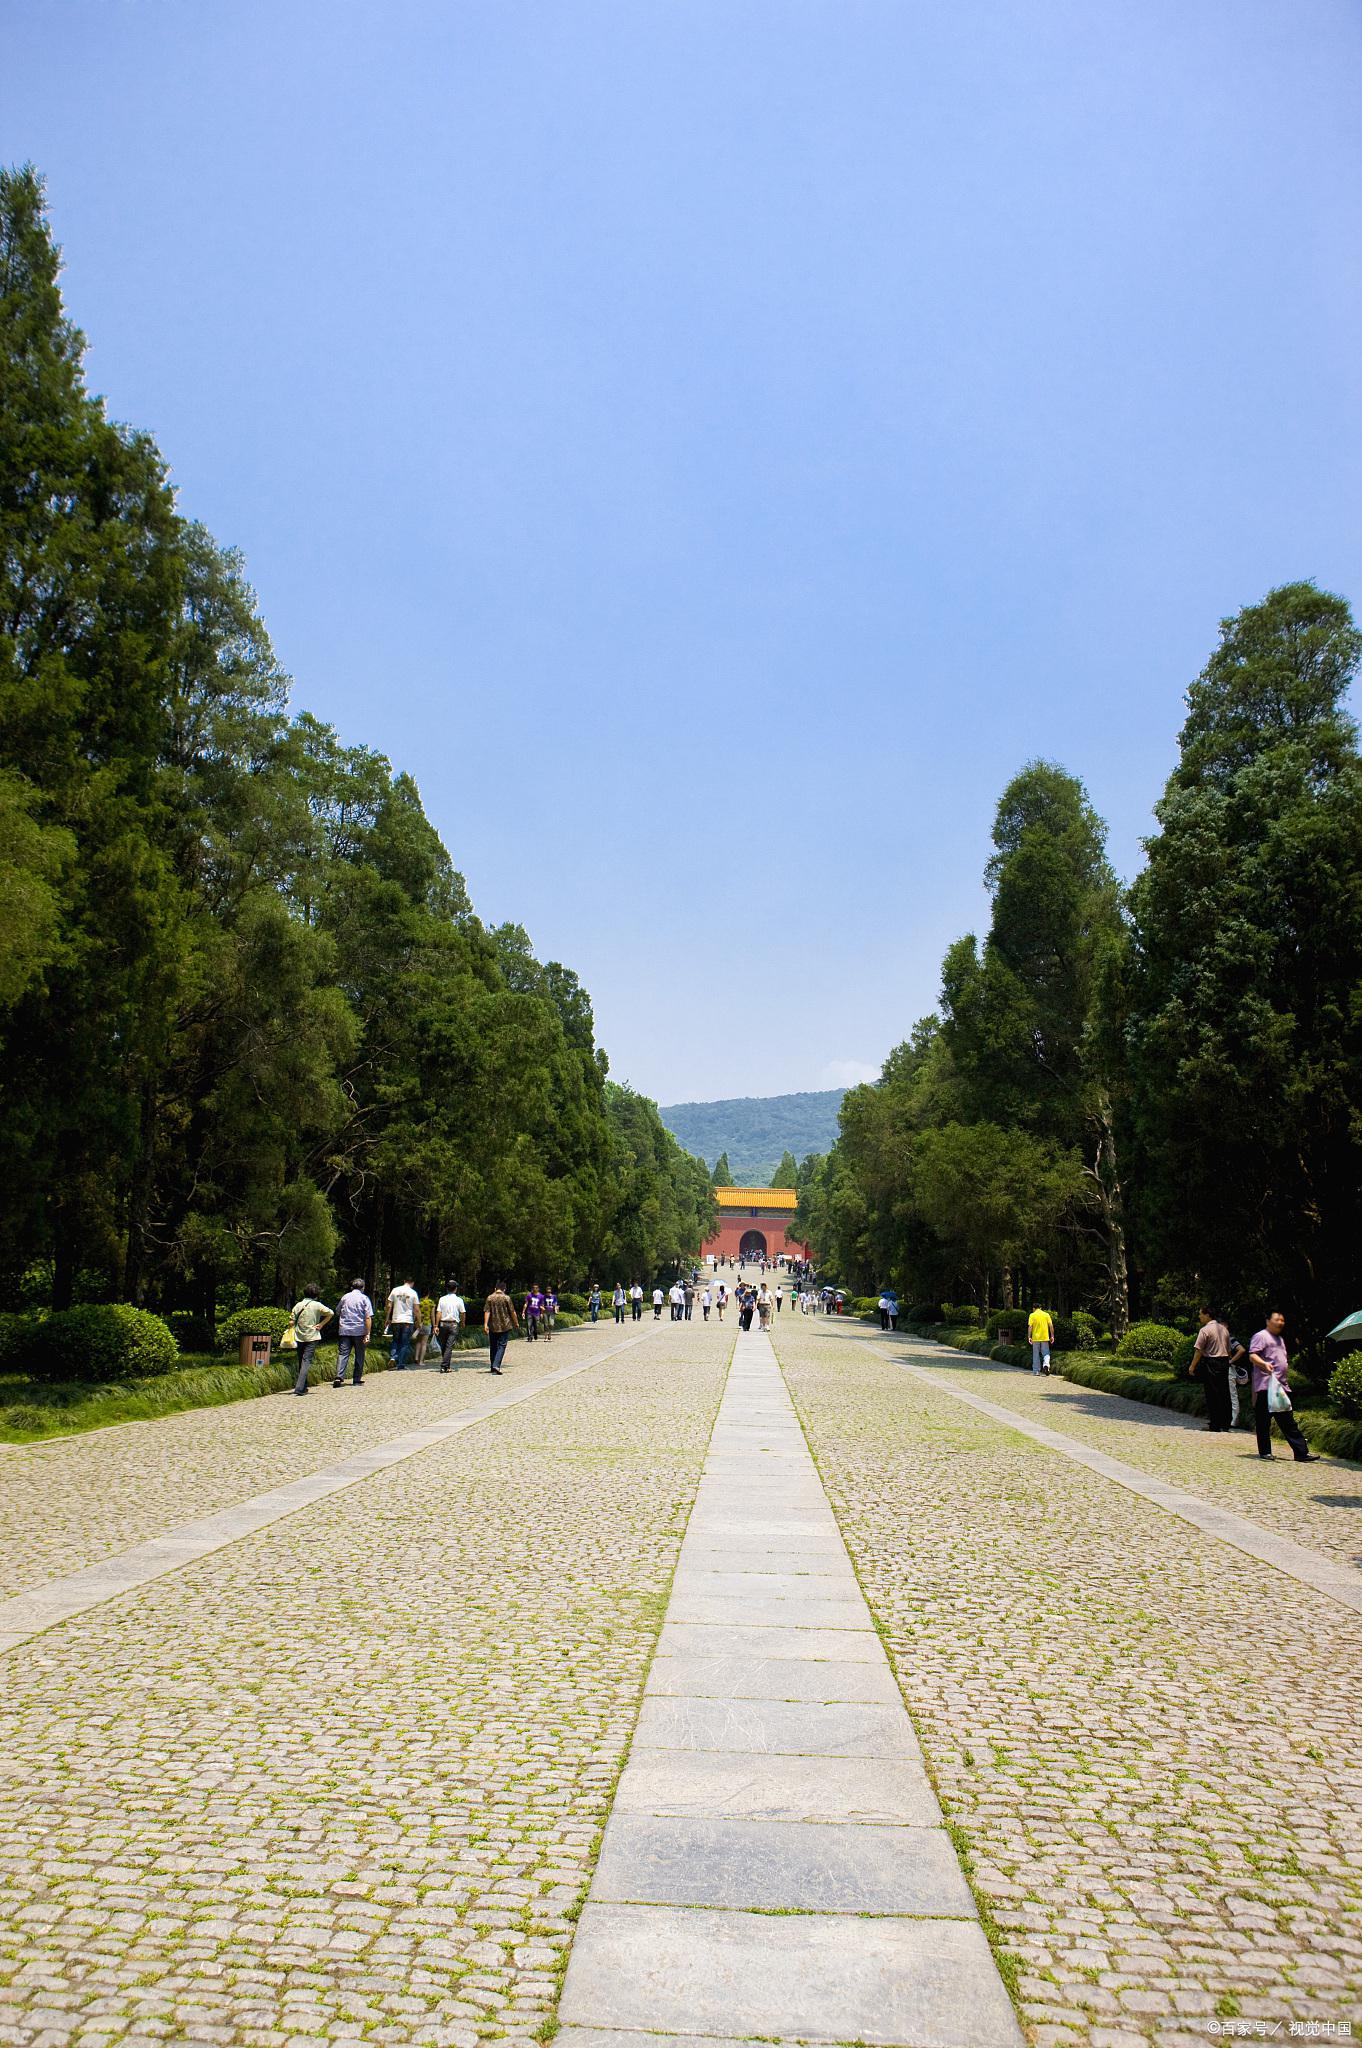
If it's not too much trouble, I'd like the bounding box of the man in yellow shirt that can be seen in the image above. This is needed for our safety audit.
[1027,1305,1054,1376]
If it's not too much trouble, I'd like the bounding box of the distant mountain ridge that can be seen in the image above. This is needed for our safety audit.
[658,1089,846,1185]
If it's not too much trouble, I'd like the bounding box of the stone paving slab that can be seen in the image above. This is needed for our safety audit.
[646,1652,903,1702]
[556,1329,1019,2046]
[560,1902,1022,2047]
[611,1749,942,1824]
[657,1620,883,1661]
[662,1588,873,1629]
[634,1693,918,1757]
[593,1812,974,1913]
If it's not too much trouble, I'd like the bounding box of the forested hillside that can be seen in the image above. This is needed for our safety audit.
[658,1090,847,1184]
[0,167,714,1318]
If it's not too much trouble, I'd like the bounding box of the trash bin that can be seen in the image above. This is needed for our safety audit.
[239,1333,272,1369]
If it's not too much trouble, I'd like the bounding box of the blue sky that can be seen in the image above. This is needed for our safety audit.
[4,0,1360,1102]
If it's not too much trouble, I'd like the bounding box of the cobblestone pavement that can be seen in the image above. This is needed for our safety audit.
[878,1328,1362,1576]
[0,1324,729,2048]
[774,1316,1362,2048]
[1,1325,643,1598]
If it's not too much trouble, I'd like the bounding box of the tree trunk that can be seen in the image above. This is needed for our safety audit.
[1087,1094,1130,1339]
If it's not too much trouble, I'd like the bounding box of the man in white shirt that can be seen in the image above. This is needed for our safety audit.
[669,1281,685,1322]
[435,1281,466,1373]
[652,1286,664,1320]
[630,1282,644,1322]
[386,1278,420,1369]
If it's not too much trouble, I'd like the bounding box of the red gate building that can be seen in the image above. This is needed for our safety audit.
[703,1187,809,1264]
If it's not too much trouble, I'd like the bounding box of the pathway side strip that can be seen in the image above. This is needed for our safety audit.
[556,1330,1022,2048]
[0,1330,655,1654]
[883,1343,1362,1617]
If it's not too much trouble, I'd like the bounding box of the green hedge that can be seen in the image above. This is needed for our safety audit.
[217,1305,295,1352]
[1327,1352,1362,1419]
[24,1305,179,1384]
[1114,1321,1185,1366]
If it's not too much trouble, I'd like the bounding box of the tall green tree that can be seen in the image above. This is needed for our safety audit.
[941,762,1130,1329]
[712,1151,734,1186]
[1127,582,1362,1344]
[770,1149,799,1188]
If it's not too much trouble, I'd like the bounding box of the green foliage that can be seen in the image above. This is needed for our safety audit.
[990,1342,1032,1368]
[1115,1321,1185,1366]
[711,1151,734,1187]
[0,170,701,1325]
[985,1308,1025,1338]
[25,1304,178,1383]
[216,1306,298,1352]
[941,1302,981,1325]
[770,1150,800,1189]
[1127,582,1362,1351]
[1070,1309,1101,1346]
[1328,1352,1362,1419]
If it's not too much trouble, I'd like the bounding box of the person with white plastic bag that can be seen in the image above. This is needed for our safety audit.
[1248,1311,1317,1462]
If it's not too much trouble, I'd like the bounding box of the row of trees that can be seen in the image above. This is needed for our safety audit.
[0,167,714,1321]
[794,580,1362,1352]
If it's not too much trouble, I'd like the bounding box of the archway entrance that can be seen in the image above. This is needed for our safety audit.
[739,1229,768,1260]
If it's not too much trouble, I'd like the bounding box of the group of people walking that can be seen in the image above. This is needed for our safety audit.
[285,1275,531,1392]
[1022,1301,1317,1463]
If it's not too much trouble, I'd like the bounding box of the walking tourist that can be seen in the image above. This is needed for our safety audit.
[716,1283,727,1321]
[701,1286,712,1320]
[1189,1307,1234,1432]
[630,1281,644,1321]
[588,1283,601,1323]
[613,1282,627,1324]
[333,1279,373,1387]
[757,1284,772,1329]
[483,1281,519,1374]
[525,1284,545,1340]
[775,1283,783,1313]
[652,1285,664,1320]
[413,1291,435,1367]
[1028,1303,1054,1375]
[683,1279,695,1321]
[878,1291,892,1331]
[385,1277,420,1369]
[669,1281,684,1321]
[544,1285,558,1339]
[1248,1312,1317,1461]
[435,1280,465,1372]
[290,1287,334,1395]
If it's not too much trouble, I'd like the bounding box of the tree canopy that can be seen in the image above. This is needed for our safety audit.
[0,166,711,1317]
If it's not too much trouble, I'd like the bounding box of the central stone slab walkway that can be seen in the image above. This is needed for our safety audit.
[558,1329,1022,2048]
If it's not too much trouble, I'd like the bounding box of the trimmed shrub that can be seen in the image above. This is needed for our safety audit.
[217,1306,295,1353]
[907,1302,943,1326]
[165,1311,216,1354]
[26,1304,179,1384]
[1070,1309,1101,1346]
[1058,1352,1206,1417]
[1329,1352,1362,1420]
[1169,1335,1199,1380]
[1114,1321,1184,1366]
[941,1303,981,1326]
[0,1311,41,1372]
[990,1342,1032,1368]
[984,1309,1025,1339]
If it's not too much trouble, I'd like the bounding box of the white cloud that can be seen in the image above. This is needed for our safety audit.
[820,1058,880,1089]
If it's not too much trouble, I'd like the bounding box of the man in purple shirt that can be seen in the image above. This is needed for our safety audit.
[1248,1311,1316,1461]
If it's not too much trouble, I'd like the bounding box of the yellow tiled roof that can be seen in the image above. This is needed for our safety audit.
[715,1187,798,1210]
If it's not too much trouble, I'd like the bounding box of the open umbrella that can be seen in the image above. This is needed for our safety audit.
[1325,1310,1362,1349]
